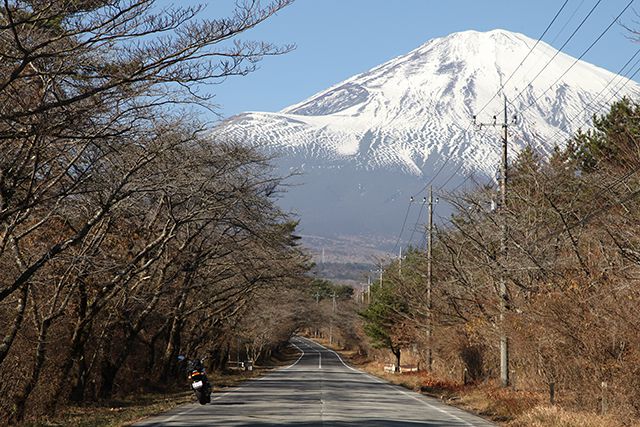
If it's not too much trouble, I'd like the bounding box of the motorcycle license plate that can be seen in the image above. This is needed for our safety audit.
[192,380,203,389]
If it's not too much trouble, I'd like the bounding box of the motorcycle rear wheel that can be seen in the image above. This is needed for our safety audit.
[195,387,210,405]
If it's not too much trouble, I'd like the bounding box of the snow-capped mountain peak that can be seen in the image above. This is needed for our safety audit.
[214,29,640,247]
[218,29,638,177]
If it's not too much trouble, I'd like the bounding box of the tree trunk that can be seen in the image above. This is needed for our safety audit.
[159,297,187,383]
[147,319,170,371]
[11,318,51,423]
[69,355,88,402]
[393,347,401,373]
[98,360,118,399]
[49,323,90,411]
[160,316,183,384]
[0,284,28,367]
[98,322,148,399]
[159,275,191,383]
[52,277,94,408]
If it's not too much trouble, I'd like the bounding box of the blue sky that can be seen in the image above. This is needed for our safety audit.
[172,0,640,119]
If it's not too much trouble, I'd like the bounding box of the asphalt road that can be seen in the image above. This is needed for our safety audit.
[135,337,495,426]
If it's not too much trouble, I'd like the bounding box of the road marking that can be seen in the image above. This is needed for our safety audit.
[326,349,358,372]
[299,337,358,372]
[283,342,305,370]
[318,350,322,369]
[385,382,473,426]
[299,337,475,426]
[140,337,486,426]
[215,341,305,402]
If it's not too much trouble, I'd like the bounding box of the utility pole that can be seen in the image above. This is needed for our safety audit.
[329,291,336,345]
[371,267,383,288]
[314,291,320,338]
[499,94,509,388]
[473,94,513,387]
[426,185,433,372]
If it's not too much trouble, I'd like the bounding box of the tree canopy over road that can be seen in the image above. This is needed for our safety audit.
[0,1,314,423]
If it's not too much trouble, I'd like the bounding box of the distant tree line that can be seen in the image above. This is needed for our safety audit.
[0,0,315,423]
[360,97,640,420]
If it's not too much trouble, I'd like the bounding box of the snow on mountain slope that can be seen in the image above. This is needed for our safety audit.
[214,29,640,253]
[218,29,639,177]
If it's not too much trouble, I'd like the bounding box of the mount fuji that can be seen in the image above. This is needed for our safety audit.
[214,29,640,262]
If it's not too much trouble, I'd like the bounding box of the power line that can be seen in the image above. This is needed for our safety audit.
[450,172,476,194]
[392,197,414,255]
[475,0,571,117]
[410,124,498,199]
[438,166,463,190]
[408,0,629,209]
[519,0,634,116]
[553,50,640,136]
[437,0,573,196]
[398,0,633,260]
[435,125,492,193]
[435,166,640,263]
[549,0,587,46]
[456,1,636,219]
[522,46,640,155]
[408,0,573,202]
[527,168,640,245]
[411,154,454,199]
[514,0,588,87]
[491,0,636,184]
[512,0,605,105]
[407,197,427,246]
[409,0,570,199]
[410,116,497,217]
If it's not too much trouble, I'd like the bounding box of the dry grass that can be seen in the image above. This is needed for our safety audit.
[455,383,540,422]
[337,347,629,427]
[508,405,633,427]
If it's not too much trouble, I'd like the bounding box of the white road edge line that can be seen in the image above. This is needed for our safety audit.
[215,340,304,404]
[283,341,305,370]
[299,336,475,427]
[204,341,304,404]
[299,337,358,372]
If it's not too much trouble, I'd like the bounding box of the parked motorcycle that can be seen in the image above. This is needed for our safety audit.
[179,356,211,404]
